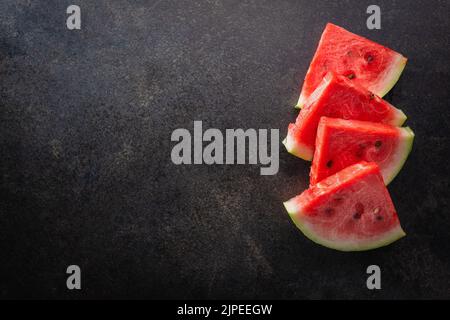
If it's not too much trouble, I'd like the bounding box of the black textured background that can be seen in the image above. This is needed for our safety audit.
[1,0,449,299]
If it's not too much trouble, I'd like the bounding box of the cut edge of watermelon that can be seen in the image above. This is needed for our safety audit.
[295,93,307,109]
[382,126,415,184]
[295,72,333,109]
[391,106,408,126]
[372,54,408,98]
[282,128,314,161]
[283,200,406,251]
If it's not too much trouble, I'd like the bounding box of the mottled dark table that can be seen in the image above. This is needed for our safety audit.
[1,0,449,299]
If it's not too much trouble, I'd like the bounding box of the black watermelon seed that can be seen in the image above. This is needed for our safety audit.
[353,212,361,220]
[347,73,355,79]
[333,197,344,204]
[325,208,335,216]
[368,92,375,100]
[353,203,364,220]
[374,140,382,148]
[376,215,383,221]
[326,160,333,168]
[366,55,374,63]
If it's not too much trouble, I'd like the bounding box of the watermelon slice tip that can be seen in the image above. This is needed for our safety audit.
[282,125,314,161]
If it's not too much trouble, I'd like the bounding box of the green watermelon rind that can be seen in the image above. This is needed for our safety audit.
[283,200,406,252]
[282,131,313,161]
[382,126,414,185]
[371,55,408,99]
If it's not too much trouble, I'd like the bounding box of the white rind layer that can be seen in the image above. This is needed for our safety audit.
[382,127,414,185]
[370,55,408,98]
[282,132,314,161]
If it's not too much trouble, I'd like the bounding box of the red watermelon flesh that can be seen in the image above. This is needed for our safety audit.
[283,162,405,251]
[283,72,406,160]
[310,117,414,185]
[297,23,407,108]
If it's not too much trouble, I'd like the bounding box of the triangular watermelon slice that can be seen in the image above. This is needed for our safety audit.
[296,23,407,109]
[284,162,405,251]
[310,117,414,185]
[283,72,406,160]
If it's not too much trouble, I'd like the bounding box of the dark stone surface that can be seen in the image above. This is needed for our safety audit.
[1,0,449,299]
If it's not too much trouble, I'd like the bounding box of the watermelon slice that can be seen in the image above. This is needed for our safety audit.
[283,72,406,160]
[310,117,414,185]
[283,162,405,251]
[296,23,407,109]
